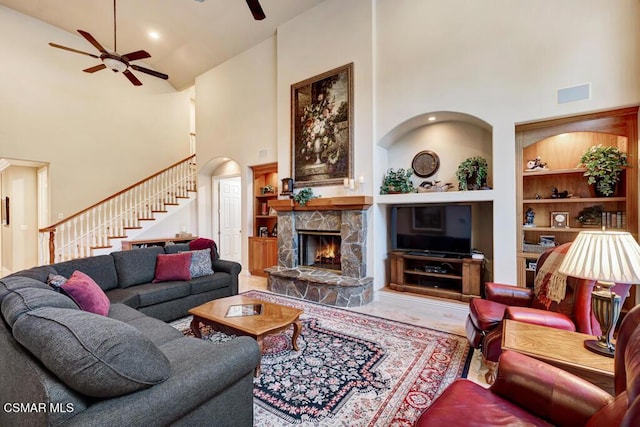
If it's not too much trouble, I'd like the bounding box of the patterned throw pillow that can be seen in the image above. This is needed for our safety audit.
[182,248,214,278]
[47,273,68,291]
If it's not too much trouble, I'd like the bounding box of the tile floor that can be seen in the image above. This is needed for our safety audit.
[239,274,490,388]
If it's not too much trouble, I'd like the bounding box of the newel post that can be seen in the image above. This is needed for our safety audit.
[48,229,56,264]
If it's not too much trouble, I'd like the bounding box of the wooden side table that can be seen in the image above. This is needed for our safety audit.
[501,319,614,395]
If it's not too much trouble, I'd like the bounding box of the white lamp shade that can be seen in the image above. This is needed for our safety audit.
[558,230,640,284]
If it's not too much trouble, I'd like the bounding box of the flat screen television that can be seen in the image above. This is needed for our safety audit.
[391,204,472,257]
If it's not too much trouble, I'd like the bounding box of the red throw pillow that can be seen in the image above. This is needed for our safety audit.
[61,271,110,316]
[153,252,192,283]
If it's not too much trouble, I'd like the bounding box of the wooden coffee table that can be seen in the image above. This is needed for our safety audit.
[502,319,614,394]
[189,295,303,376]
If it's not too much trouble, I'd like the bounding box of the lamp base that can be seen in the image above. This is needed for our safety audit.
[584,339,615,358]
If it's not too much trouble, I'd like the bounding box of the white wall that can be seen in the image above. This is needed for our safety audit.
[376,0,640,283]
[195,37,278,272]
[194,0,639,286]
[0,6,191,220]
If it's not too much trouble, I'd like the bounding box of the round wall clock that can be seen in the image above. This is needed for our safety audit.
[412,150,440,178]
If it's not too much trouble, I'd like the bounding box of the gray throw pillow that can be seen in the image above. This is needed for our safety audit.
[13,307,171,397]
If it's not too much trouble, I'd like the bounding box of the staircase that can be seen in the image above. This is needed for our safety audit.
[39,155,197,264]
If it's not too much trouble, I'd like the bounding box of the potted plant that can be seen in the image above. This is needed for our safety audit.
[456,156,488,191]
[579,145,629,197]
[380,168,415,194]
[293,187,319,206]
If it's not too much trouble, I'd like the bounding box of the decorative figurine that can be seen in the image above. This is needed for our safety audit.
[526,156,547,170]
[524,207,536,227]
[550,187,571,199]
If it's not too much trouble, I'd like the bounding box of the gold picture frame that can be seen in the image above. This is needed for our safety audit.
[291,63,353,188]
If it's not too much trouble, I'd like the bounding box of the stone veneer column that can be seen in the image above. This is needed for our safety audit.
[341,210,367,278]
[276,211,296,268]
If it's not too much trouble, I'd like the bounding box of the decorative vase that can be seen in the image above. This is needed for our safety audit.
[313,138,323,165]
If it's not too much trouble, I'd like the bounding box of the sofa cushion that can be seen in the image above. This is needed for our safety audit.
[111,246,164,288]
[0,276,52,301]
[182,248,214,278]
[1,287,78,327]
[153,252,192,283]
[54,255,119,291]
[13,307,171,398]
[189,272,231,295]
[61,271,110,316]
[132,282,191,308]
[8,265,58,283]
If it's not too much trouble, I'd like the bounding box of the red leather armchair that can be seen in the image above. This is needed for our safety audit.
[416,303,640,427]
[466,243,630,381]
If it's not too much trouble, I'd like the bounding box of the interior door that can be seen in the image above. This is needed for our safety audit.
[218,176,242,262]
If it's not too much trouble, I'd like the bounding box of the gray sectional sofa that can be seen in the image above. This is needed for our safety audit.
[0,243,261,426]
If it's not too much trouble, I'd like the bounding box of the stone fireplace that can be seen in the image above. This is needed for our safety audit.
[265,196,373,307]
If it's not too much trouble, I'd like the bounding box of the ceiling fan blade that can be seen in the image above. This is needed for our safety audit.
[121,50,151,62]
[245,0,266,20]
[123,70,142,86]
[130,64,169,80]
[49,43,100,58]
[83,64,107,73]
[77,30,108,54]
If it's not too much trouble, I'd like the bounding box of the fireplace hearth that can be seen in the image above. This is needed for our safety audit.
[266,196,374,307]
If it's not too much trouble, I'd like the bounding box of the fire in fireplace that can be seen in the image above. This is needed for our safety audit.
[298,231,342,271]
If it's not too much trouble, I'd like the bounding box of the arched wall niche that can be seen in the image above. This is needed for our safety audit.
[379,111,494,188]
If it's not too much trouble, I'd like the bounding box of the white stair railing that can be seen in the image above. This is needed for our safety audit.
[39,155,196,264]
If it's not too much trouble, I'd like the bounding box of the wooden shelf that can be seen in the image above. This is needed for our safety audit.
[251,163,278,274]
[516,107,638,302]
[523,167,586,176]
[523,197,625,204]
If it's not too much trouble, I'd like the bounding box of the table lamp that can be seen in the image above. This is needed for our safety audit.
[558,230,640,357]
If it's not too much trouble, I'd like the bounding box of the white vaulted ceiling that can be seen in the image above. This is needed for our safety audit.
[0,0,325,90]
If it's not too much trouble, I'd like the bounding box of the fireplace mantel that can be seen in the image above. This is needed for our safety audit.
[269,196,373,212]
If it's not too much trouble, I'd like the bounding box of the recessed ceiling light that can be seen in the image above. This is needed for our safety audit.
[428,116,436,121]
[148,31,160,40]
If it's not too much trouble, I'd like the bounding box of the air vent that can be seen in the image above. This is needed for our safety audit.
[557,83,591,104]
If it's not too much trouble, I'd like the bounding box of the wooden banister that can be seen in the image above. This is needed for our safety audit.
[39,155,197,264]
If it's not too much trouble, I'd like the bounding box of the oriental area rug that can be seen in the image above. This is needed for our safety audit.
[171,290,472,426]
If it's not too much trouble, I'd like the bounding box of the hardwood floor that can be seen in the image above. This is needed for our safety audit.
[238,274,489,387]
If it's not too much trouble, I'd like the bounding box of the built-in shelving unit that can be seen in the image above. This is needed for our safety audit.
[515,107,639,310]
[249,163,278,277]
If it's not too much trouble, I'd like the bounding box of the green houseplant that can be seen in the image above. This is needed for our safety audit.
[456,156,488,191]
[380,168,415,194]
[579,145,629,197]
[293,187,319,206]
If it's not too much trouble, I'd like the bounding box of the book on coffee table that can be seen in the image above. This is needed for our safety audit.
[225,303,263,318]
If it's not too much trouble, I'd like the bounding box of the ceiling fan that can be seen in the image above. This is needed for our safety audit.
[246,0,266,20]
[48,0,168,86]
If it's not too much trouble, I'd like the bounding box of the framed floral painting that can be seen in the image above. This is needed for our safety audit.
[291,63,353,187]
